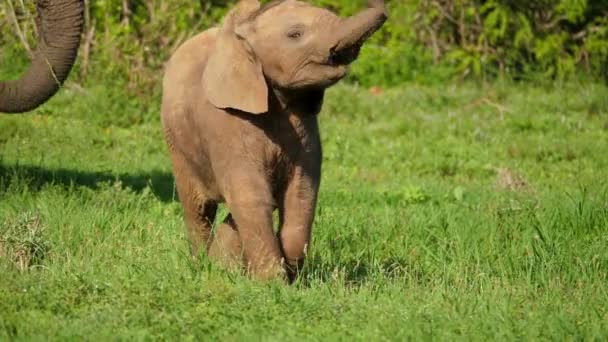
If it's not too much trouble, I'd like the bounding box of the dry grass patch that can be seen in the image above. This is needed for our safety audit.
[0,212,50,272]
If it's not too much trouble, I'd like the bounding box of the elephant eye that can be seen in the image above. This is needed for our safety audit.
[287,30,303,40]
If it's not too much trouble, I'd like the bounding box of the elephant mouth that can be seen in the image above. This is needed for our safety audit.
[326,43,362,66]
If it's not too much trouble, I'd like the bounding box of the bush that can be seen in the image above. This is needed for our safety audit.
[413,0,608,81]
[1,0,607,92]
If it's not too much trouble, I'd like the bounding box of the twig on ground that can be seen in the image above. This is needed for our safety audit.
[80,0,95,80]
[17,0,37,37]
[5,0,33,57]
[464,96,511,119]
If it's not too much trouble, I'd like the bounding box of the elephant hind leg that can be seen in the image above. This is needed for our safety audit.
[208,214,244,272]
[171,153,217,257]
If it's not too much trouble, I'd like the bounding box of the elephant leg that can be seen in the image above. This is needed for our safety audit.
[208,214,244,271]
[171,153,217,257]
[279,167,320,282]
[224,178,287,282]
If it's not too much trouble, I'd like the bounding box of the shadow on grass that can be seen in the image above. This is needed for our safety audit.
[0,163,176,202]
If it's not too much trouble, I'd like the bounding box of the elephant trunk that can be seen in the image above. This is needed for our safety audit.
[0,0,84,114]
[331,0,388,53]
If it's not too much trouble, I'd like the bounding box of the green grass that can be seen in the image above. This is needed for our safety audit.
[1,77,608,340]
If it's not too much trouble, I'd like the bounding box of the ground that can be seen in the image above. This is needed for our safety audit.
[1,80,607,340]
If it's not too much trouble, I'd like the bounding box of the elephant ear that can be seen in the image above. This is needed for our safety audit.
[202,0,268,115]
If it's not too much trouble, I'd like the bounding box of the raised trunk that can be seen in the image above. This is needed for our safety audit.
[0,0,84,113]
[332,0,388,51]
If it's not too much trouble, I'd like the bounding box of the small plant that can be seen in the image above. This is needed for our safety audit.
[402,186,430,204]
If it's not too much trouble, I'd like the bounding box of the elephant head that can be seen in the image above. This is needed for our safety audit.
[0,0,84,113]
[202,0,388,114]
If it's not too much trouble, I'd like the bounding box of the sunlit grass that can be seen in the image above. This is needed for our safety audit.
[1,80,608,340]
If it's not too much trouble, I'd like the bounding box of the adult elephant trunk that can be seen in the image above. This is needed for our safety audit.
[0,0,84,113]
[331,0,388,53]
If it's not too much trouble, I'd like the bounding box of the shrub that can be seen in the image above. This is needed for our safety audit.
[414,0,608,81]
[1,0,607,92]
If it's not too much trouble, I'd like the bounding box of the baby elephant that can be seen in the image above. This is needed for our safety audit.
[161,0,387,282]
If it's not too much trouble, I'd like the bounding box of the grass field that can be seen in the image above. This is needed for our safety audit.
[1,77,608,340]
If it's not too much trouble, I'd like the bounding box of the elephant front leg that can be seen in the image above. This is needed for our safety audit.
[279,169,320,282]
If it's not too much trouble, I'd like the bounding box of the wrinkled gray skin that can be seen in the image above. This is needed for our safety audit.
[0,0,84,113]
[161,0,387,283]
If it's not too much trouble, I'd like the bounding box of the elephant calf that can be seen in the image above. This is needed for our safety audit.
[161,0,387,283]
